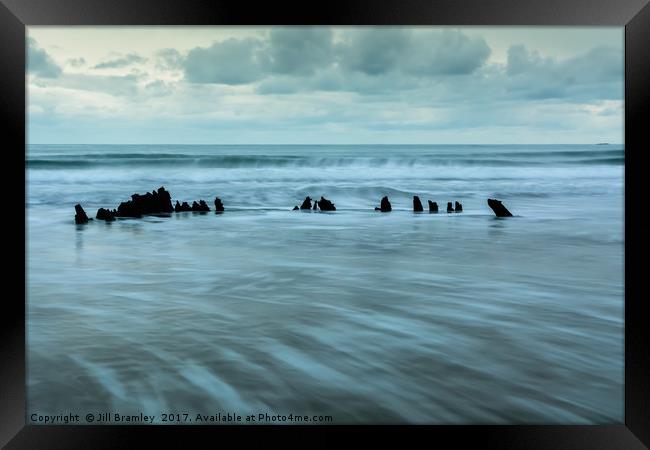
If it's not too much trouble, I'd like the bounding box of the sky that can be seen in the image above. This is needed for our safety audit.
[26,27,624,145]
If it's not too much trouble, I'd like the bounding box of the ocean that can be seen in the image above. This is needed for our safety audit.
[26,144,624,424]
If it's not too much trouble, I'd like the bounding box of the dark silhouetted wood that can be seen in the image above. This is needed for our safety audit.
[413,196,423,212]
[96,208,115,222]
[375,196,392,212]
[300,196,312,210]
[318,196,336,211]
[192,200,210,212]
[487,198,513,217]
[175,201,192,212]
[214,197,224,212]
[74,204,90,224]
[116,186,173,218]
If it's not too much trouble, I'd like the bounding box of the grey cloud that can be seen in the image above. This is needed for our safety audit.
[181,28,489,87]
[256,68,350,95]
[404,30,491,75]
[27,37,62,78]
[562,47,623,83]
[256,77,303,94]
[144,80,173,97]
[507,44,622,81]
[53,73,141,97]
[337,29,411,75]
[506,44,623,100]
[67,57,86,67]
[506,45,547,76]
[264,27,335,75]
[184,38,264,84]
[167,29,621,107]
[182,29,336,84]
[94,53,147,69]
[337,29,490,76]
[155,48,184,70]
[256,69,420,96]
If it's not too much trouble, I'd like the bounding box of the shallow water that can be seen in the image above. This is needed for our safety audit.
[26,144,624,424]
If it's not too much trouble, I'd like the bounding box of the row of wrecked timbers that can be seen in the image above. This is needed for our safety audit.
[73,186,513,224]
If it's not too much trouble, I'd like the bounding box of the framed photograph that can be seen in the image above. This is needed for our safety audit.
[2,0,648,447]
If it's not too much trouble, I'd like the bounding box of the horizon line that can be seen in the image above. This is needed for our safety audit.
[27,142,623,146]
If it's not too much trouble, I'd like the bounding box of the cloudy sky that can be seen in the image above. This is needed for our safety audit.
[27,27,624,144]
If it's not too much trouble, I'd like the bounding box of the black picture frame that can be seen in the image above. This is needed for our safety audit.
[2,0,648,448]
